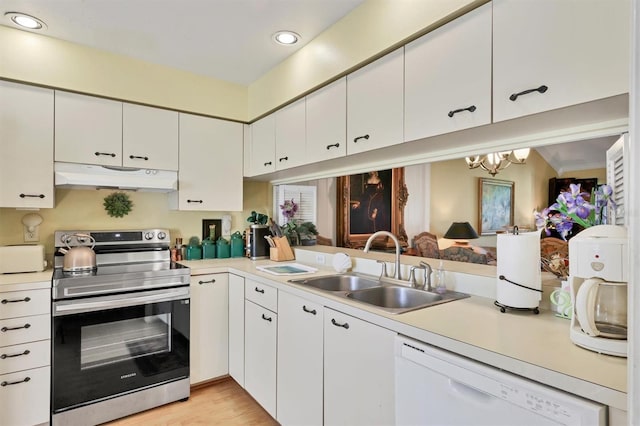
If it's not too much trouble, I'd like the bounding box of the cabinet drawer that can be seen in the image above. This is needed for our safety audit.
[0,314,50,347]
[0,340,50,375]
[0,288,50,319]
[0,366,50,426]
[245,280,277,312]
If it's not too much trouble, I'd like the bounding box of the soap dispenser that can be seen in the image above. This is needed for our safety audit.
[434,261,446,294]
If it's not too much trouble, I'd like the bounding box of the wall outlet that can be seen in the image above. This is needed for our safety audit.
[24,226,39,242]
[315,254,325,265]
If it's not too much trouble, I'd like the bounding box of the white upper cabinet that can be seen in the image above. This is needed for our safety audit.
[55,91,179,170]
[55,91,122,166]
[122,103,178,170]
[404,3,492,142]
[347,47,404,155]
[306,77,347,162]
[172,113,243,211]
[0,81,54,208]
[275,98,306,170]
[248,114,276,176]
[492,0,630,123]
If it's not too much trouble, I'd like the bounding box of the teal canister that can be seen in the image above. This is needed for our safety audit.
[216,237,230,259]
[230,231,244,258]
[185,243,202,260]
[202,238,217,259]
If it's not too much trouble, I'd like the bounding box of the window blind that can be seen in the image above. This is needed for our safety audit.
[273,184,317,226]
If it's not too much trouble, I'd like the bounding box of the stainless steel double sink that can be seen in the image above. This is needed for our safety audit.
[288,273,469,314]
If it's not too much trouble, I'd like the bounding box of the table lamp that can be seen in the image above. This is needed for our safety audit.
[443,222,479,247]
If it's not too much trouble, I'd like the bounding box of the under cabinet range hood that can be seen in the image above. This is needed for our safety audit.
[54,162,178,192]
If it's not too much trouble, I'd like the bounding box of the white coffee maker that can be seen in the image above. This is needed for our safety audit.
[568,225,628,357]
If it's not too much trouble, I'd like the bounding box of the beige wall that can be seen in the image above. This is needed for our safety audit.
[0,26,247,121]
[429,150,558,246]
[0,181,271,259]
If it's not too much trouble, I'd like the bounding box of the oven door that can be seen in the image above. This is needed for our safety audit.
[52,286,190,414]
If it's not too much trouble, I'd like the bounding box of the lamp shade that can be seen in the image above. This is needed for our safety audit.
[444,222,479,240]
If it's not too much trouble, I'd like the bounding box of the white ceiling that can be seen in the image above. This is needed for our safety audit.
[534,136,619,175]
[0,0,364,85]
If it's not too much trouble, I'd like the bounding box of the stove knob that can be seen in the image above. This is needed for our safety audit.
[60,233,73,245]
[144,232,155,240]
[157,231,167,240]
[76,235,88,244]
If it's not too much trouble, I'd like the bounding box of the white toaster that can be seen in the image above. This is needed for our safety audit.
[0,245,47,273]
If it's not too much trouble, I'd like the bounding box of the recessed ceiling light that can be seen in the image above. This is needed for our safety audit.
[273,31,300,45]
[4,12,47,30]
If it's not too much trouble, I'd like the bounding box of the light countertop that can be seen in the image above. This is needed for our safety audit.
[3,252,627,410]
[181,251,627,411]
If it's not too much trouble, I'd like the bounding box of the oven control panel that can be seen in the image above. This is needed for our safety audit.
[55,229,171,247]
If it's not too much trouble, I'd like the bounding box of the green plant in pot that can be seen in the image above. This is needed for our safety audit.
[297,221,319,246]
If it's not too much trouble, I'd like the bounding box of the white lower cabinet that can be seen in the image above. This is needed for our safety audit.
[277,291,323,426]
[324,308,395,426]
[190,273,229,384]
[0,287,51,426]
[244,299,277,418]
[228,274,245,387]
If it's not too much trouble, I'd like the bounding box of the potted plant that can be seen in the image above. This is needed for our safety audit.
[297,221,319,246]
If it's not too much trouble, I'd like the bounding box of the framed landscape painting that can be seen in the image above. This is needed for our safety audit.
[478,178,514,235]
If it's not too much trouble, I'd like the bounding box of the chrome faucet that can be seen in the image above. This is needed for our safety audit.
[419,261,433,292]
[364,231,402,280]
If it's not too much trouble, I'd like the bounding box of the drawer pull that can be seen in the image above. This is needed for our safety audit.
[331,318,349,329]
[261,313,273,322]
[19,193,45,199]
[1,297,31,304]
[1,377,31,387]
[353,134,370,143]
[278,156,289,162]
[263,161,273,166]
[198,279,216,285]
[448,105,477,118]
[326,143,340,150]
[1,323,31,332]
[254,287,265,294]
[1,350,30,360]
[509,85,548,102]
[302,305,317,315]
[95,152,116,157]
[129,155,149,160]
[187,199,203,204]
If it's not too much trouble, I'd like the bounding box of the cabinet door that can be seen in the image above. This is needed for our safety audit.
[275,98,306,170]
[189,273,229,384]
[0,81,54,208]
[249,114,276,176]
[277,292,323,426]
[347,48,404,155]
[175,113,243,211]
[55,91,122,166]
[228,274,245,387]
[493,0,630,122]
[324,308,395,426]
[404,3,491,142]
[306,77,347,162]
[0,366,50,426]
[122,103,178,170]
[244,300,277,418]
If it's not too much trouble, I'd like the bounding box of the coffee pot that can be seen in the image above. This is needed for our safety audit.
[568,225,628,357]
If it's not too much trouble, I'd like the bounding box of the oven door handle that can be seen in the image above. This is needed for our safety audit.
[53,287,190,316]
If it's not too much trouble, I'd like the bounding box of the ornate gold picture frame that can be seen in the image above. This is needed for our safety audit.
[337,168,408,249]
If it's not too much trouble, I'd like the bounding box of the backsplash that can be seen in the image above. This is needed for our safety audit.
[0,181,272,259]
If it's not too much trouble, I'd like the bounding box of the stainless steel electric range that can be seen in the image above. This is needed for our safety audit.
[51,229,190,426]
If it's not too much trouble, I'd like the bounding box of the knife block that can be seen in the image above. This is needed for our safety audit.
[270,237,295,261]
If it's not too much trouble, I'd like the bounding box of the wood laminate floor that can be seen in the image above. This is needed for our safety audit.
[107,378,278,426]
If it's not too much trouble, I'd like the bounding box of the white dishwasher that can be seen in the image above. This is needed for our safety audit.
[395,336,606,426]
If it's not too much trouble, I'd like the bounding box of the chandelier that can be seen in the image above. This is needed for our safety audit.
[465,148,530,176]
